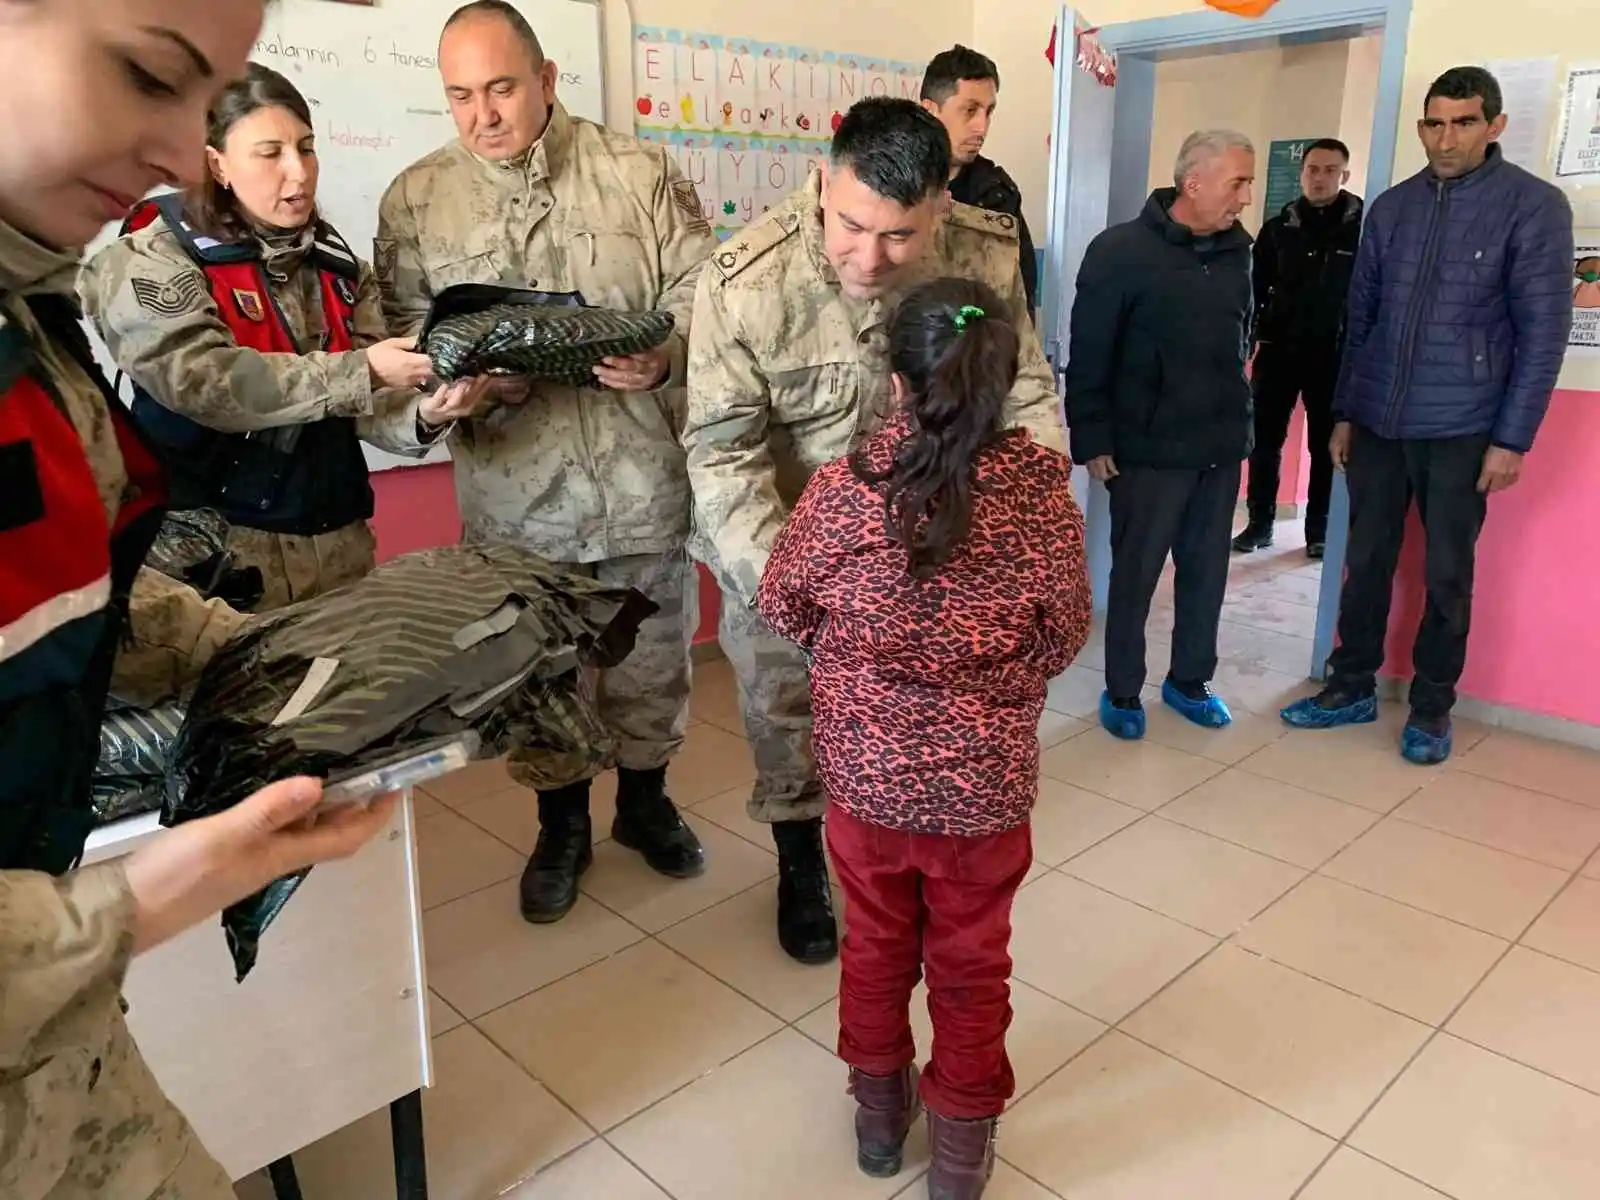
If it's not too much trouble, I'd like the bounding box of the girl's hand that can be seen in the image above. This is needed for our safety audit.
[367,337,435,391]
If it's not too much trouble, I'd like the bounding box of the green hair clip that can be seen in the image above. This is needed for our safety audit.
[953,304,986,331]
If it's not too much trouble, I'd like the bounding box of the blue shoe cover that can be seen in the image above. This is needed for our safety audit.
[1161,680,1233,729]
[1099,691,1147,740]
[1401,720,1453,765]
[1280,693,1379,730]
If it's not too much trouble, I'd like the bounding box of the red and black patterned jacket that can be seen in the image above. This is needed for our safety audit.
[757,420,1092,837]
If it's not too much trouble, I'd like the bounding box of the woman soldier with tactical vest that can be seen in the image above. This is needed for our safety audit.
[0,2,404,1197]
[82,63,486,611]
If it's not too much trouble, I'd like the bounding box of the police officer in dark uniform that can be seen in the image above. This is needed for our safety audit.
[920,45,1038,319]
[1233,137,1363,559]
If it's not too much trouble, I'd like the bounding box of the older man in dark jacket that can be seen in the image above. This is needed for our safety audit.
[1067,129,1256,741]
[1283,66,1573,763]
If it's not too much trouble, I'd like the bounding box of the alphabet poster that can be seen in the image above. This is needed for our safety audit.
[632,28,926,238]
[1573,235,1600,358]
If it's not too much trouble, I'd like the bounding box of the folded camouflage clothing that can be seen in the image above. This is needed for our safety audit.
[163,542,657,980]
[422,303,675,385]
[145,507,265,611]
[91,703,186,827]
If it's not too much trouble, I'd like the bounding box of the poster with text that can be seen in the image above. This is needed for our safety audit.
[633,28,926,238]
[1554,64,1600,186]
[1573,236,1600,358]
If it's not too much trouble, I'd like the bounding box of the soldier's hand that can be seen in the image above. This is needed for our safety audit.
[124,777,397,955]
[420,376,492,426]
[368,337,435,391]
[1330,421,1353,470]
[594,345,671,392]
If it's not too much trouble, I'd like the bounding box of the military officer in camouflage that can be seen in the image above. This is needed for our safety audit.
[685,97,1069,964]
[376,0,720,924]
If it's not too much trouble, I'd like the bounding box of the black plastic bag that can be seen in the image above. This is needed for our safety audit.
[418,283,674,385]
[162,543,656,980]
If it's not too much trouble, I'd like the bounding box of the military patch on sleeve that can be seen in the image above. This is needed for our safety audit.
[373,239,399,286]
[671,179,711,231]
[129,274,205,319]
[945,200,1019,241]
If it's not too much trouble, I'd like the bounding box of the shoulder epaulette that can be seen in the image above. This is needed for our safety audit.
[710,210,802,281]
[945,201,1020,241]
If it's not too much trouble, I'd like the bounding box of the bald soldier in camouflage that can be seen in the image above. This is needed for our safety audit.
[685,97,1069,964]
[376,0,719,923]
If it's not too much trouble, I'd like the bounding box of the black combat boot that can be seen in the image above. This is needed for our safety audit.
[850,1066,921,1177]
[771,818,838,964]
[612,766,706,879]
[927,1112,999,1200]
[519,781,592,924]
[1231,520,1275,553]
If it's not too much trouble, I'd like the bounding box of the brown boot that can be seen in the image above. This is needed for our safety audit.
[848,1065,920,1177]
[927,1111,998,1199]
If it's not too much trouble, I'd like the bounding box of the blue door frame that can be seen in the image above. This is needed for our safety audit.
[1044,0,1414,680]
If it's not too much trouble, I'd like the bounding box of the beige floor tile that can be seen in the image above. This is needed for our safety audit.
[1454,730,1600,808]
[1003,1032,1332,1200]
[479,939,782,1131]
[611,1029,920,1200]
[419,755,514,808]
[1214,619,1317,678]
[1065,817,1306,937]
[580,814,777,934]
[1141,703,1290,766]
[248,1026,590,1200]
[658,883,840,1021]
[1038,709,1089,750]
[456,775,618,856]
[425,879,645,1019]
[1029,779,1144,867]
[428,989,464,1037]
[501,1139,669,1198]
[1219,593,1320,639]
[1522,876,1600,973]
[411,788,447,820]
[1394,770,1600,870]
[1045,665,1114,718]
[1236,570,1326,608]
[1124,945,1431,1136]
[1587,854,1600,880]
[415,808,525,911]
[1041,735,1224,811]
[1321,819,1570,940]
[1208,660,1313,716]
[797,978,1105,1102]
[1352,1033,1600,1200]
[689,784,773,850]
[689,658,746,735]
[1235,875,1507,1025]
[667,723,758,806]
[1240,727,1429,814]
[1447,946,1600,1092]
[894,1161,1058,1198]
[1009,872,1217,1023]
[1159,769,1380,869]
[1299,1148,1453,1200]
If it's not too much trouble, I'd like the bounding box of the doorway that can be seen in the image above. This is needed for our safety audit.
[1040,0,1413,682]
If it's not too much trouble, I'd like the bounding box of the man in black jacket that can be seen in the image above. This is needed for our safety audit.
[920,44,1038,318]
[1233,137,1363,559]
[1066,129,1256,741]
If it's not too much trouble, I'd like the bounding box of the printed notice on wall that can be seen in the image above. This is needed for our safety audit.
[1554,63,1600,186]
[631,28,926,239]
[1572,235,1600,358]
[1482,57,1558,173]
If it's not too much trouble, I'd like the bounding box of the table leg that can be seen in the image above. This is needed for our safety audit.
[390,1089,429,1199]
[266,1156,304,1200]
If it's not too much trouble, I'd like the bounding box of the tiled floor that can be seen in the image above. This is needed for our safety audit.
[235,523,1600,1200]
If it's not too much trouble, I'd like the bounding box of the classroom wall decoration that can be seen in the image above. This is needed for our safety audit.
[632,28,928,239]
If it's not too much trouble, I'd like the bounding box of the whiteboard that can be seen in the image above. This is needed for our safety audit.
[81,0,607,474]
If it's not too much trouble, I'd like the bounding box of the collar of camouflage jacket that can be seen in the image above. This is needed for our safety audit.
[798,168,839,286]
[0,216,81,299]
[469,102,574,187]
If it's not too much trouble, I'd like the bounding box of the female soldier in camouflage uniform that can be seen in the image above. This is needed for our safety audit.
[82,64,484,611]
[0,3,396,1196]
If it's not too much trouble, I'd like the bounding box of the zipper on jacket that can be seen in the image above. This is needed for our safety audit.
[1384,182,1447,436]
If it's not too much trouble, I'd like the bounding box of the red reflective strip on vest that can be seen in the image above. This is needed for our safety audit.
[108,402,167,537]
[0,376,113,663]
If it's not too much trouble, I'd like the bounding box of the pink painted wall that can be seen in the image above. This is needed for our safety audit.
[368,462,723,646]
[1379,390,1600,726]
